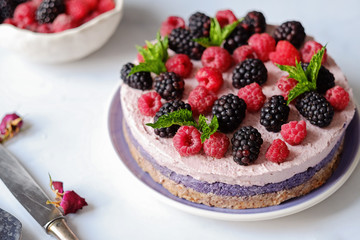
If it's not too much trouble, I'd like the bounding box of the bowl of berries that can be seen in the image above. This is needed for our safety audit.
[0,0,123,63]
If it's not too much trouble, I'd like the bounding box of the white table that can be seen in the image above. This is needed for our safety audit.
[1,0,360,239]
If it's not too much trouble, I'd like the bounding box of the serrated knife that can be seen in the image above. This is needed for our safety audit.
[0,144,79,240]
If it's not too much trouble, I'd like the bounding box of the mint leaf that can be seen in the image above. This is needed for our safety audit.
[305,45,326,88]
[277,45,327,105]
[146,109,219,143]
[197,115,219,143]
[194,18,241,47]
[221,19,241,40]
[131,32,168,76]
[146,109,196,129]
[277,63,307,83]
[287,81,311,104]
[193,37,213,48]
[128,59,166,76]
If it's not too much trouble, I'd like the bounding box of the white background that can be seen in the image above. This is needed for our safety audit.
[1,0,360,239]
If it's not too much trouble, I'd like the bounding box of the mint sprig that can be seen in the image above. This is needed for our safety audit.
[193,18,242,48]
[277,45,327,104]
[129,32,169,76]
[146,109,219,143]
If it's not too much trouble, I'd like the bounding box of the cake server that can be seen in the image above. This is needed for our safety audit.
[0,144,79,240]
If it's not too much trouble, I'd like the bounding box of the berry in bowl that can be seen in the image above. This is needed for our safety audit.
[0,0,123,63]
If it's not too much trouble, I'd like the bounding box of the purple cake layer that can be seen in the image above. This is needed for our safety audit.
[126,123,343,197]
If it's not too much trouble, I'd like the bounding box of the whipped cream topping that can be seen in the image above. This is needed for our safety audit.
[120,50,355,187]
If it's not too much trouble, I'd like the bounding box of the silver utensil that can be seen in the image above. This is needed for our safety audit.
[0,144,79,240]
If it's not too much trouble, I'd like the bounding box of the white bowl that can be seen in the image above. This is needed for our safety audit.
[0,0,124,63]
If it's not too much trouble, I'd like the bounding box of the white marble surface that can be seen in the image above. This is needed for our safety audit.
[1,0,360,239]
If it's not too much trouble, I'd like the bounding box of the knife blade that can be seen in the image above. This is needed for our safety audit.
[0,144,79,240]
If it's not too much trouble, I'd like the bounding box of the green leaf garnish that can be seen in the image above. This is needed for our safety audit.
[146,109,219,143]
[197,115,219,143]
[146,109,196,129]
[129,32,169,76]
[193,18,242,48]
[276,45,327,104]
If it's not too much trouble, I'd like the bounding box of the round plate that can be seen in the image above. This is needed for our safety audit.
[108,87,360,221]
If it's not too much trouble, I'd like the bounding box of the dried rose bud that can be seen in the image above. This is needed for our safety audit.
[0,113,23,142]
[47,175,87,215]
[52,181,64,194]
[60,191,88,215]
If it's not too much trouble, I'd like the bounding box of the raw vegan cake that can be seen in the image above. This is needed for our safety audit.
[119,10,356,209]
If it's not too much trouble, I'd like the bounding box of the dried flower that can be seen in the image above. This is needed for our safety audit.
[46,175,88,215]
[0,113,23,143]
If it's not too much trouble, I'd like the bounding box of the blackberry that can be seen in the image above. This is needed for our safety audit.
[231,126,263,166]
[223,24,252,54]
[301,63,335,94]
[168,28,205,60]
[188,11,211,38]
[295,91,334,128]
[120,63,153,90]
[0,0,15,23]
[273,21,306,48]
[212,94,247,133]
[241,11,266,34]
[36,0,65,24]
[260,95,290,132]
[232,58,268,88]
[154,72,184,100]
[153,100,192,138]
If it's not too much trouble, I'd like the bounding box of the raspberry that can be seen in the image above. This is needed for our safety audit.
[137,45,147,63]
[277,75,298,100]
[201,46,232,72]
[281,120,307,146]
[203,132,230,158]
[82,0,98,11]
[53,14,77,32]
[325,86,350,111]
[301,40,327,64]
[13,2,36,25]
[248,33,276,62]
[237,83,266,112]
[195,67,223,92]
[65,0,90,21]
[232,45,257,64]
[265,139,289,164]
[36,23,52,33]
[160,16,185,36]
[97,0,115,14]
[215,9,237,28]
[137,92,162,117]
[188,85,217,115]
[269,41,301,66]
[165,54,193,78]
[173,126,202,156]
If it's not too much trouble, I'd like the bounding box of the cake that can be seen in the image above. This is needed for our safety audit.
[119,10,356,209]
